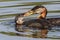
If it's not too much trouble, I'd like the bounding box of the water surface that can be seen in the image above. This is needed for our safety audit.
[0,0,60,40]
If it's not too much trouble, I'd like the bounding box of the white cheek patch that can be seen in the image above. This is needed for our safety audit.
[36,11,41,13]
[35,8,45,14]
[17,17,24,24]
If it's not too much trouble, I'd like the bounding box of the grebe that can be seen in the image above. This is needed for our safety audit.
[15,6,60,38]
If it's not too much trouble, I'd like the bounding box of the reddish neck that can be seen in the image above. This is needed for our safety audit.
[38,10,47,19]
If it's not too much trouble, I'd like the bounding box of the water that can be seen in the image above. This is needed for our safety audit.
[0,0,60,40]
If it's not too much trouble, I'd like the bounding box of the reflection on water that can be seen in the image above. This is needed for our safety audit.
[0,0,60,40]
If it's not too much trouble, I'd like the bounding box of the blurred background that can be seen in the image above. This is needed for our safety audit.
[0,0,60,40]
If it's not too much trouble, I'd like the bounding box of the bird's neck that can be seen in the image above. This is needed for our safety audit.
[37,11,47,19]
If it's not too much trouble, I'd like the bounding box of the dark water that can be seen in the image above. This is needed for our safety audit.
[0,0,60,40]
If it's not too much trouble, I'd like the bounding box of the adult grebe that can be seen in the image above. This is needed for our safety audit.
[15,6,60,38]
[15,5,48,38]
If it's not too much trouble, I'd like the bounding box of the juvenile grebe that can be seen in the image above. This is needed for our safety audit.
[15,6,60,38]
